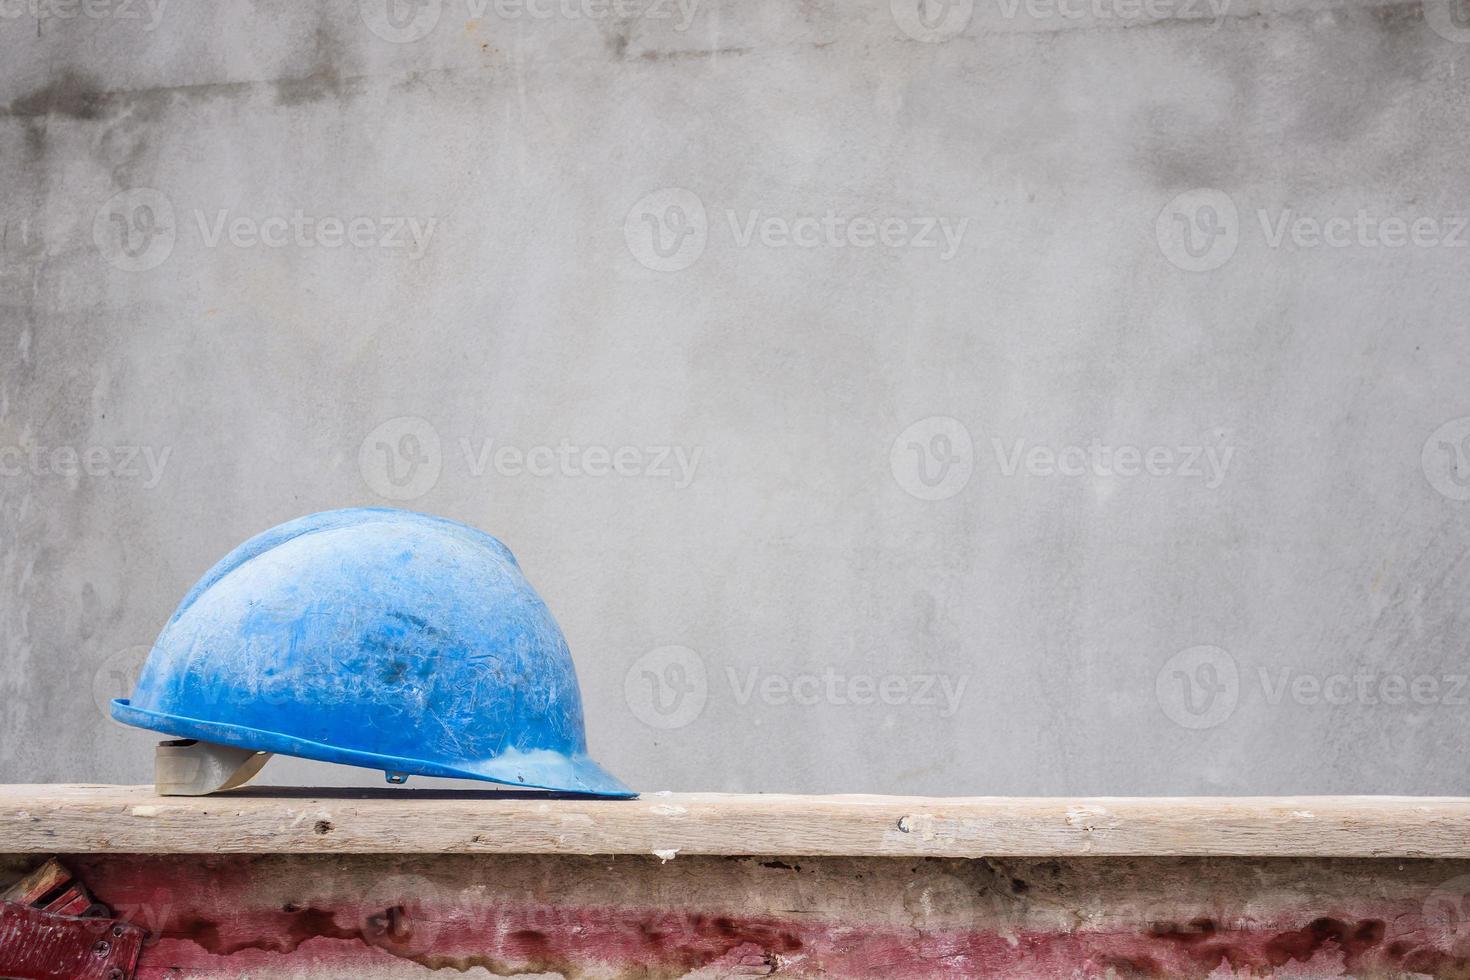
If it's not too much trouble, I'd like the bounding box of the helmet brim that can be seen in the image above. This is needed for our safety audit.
[112,698,637,798]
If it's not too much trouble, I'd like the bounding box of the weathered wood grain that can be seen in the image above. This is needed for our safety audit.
[0,856,69,903]
[6,786,1470,857]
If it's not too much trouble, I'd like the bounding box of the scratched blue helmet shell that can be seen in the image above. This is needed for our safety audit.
[112,507,634,797]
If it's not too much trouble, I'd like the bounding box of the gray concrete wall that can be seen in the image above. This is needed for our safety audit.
[3,0,1469,795]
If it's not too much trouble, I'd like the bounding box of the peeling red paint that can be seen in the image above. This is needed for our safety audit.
[117,912,1470,979]
[56,855,1470,978]
[0,901,146,980]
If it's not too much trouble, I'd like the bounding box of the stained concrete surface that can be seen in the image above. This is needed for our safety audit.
[2,0,1469,794]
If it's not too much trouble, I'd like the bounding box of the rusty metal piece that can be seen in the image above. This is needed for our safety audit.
[0,902,144,980]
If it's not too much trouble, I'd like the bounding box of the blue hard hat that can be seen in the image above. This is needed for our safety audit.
[112,507,635,797]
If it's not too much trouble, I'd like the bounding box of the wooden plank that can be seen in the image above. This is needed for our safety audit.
[40,884,93,916]
[5,852,1470,978]
[0,856,69,903]
[6,786,1470,856]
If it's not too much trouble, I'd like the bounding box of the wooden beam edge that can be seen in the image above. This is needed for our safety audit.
[4,787,1470,857]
